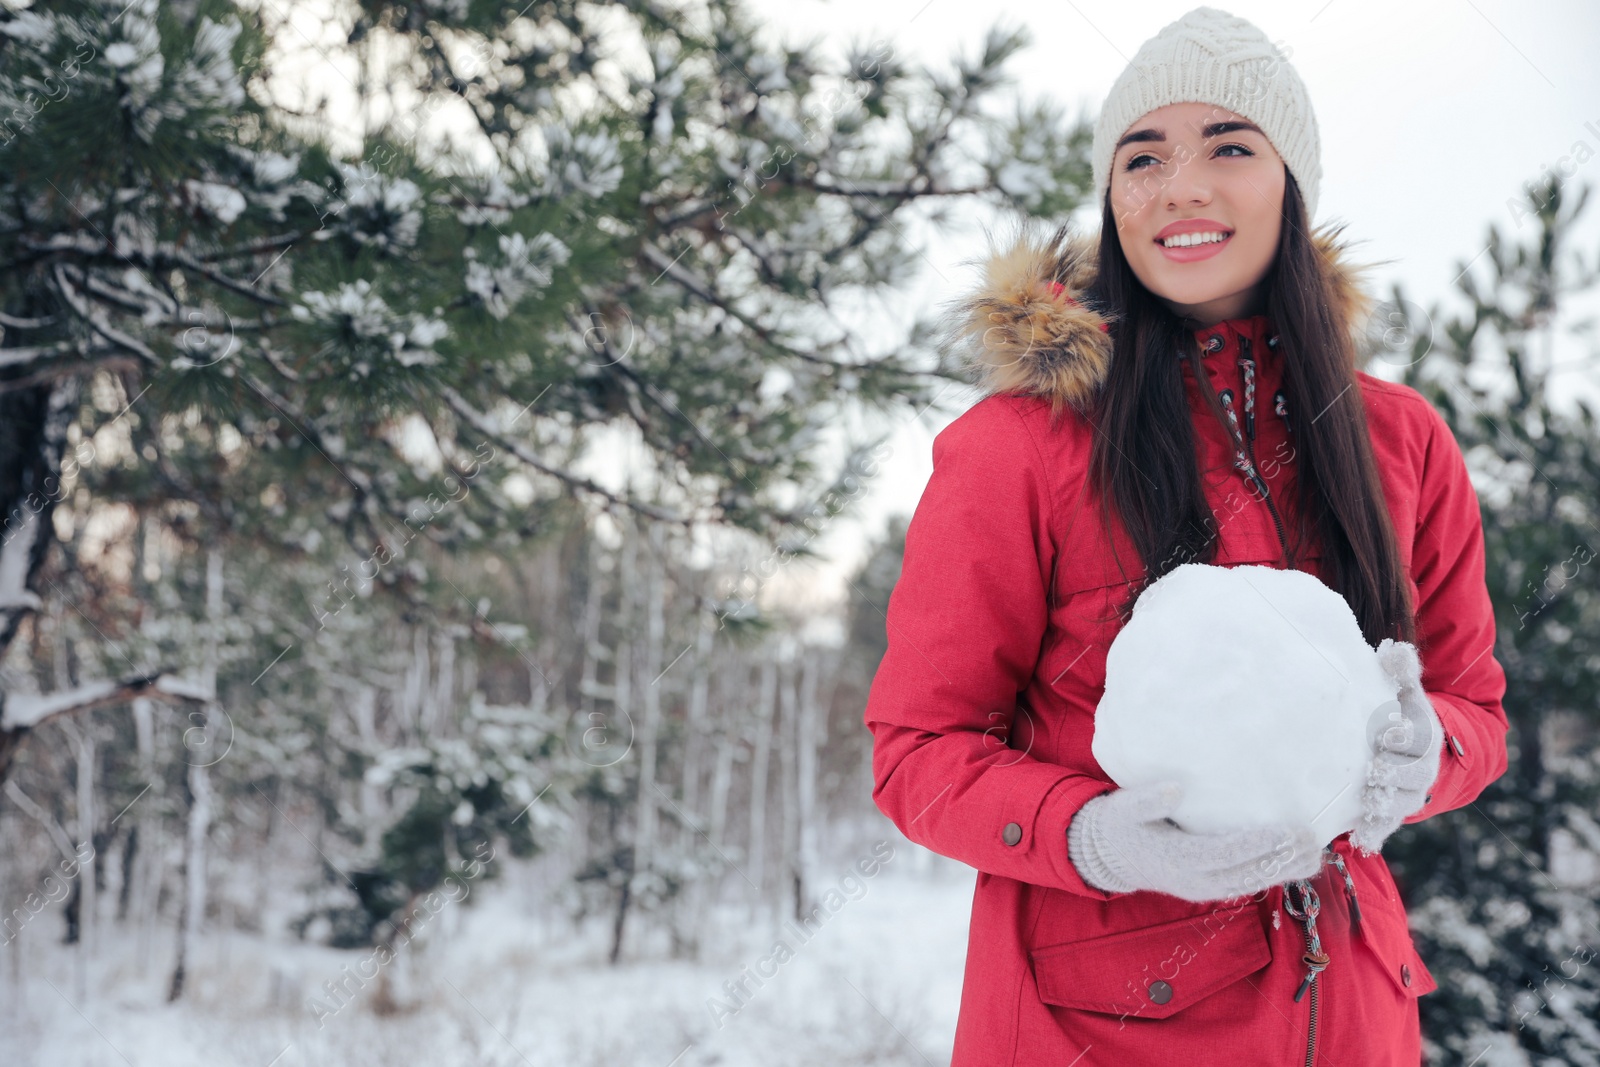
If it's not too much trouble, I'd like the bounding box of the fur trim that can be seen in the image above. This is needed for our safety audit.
[940,217,1383,417]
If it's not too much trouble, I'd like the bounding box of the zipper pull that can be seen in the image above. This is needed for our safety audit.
[1329,850,1362,939]
[1294,950,1331,1002]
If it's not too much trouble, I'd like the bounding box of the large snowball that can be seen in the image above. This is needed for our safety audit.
[1091,563,1398,846]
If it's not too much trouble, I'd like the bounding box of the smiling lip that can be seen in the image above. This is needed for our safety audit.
[1156,228,1232,262]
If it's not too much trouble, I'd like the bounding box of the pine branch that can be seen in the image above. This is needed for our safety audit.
[440,385,690,526]
[637,239,846,368]
[775,175,988,199]
[51,264,160,365]
[0,353,141,396]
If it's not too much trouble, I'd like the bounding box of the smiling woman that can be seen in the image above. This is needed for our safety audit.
[1111,106,1286,325]
[864,6,1509,1067]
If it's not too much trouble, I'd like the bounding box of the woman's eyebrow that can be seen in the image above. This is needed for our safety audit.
[1115,120,1266,152]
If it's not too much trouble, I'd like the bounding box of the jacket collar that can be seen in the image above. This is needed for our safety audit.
[1184,314,1281,398]
[943,221,1379,416]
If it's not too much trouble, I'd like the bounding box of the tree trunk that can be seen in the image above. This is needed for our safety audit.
[794,648,822,921]
[777,656,799,919]
[707,653,739,850]
[635,519,665,886]
[671,609,717,957]
[748,656,778,906]
[606,525,638,965]
[681,607,714,819]
[429,626,456,738]
[400,624,428,743]
[59,716,96,1001]
[169,546,224,1001]
[0,379,78,783]
[129,696,159,970]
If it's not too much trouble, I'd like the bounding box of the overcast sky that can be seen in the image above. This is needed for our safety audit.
[736,0,1600,619]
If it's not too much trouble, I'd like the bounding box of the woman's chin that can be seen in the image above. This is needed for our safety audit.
[1150,285,1238,316]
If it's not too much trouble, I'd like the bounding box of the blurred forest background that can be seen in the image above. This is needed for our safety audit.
[0,2,1596,1065]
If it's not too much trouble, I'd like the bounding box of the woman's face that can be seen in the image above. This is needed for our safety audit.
[1108,101,1286,328]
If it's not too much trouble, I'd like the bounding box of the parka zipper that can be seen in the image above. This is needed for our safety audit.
[1302,925,1321,1067]
[1216,336,1290,560]
[1284,872,1330,1067]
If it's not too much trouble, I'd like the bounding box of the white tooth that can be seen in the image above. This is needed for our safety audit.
[1163,231,1227,248]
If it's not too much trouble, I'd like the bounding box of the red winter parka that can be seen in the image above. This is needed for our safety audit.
[863,225,1510,1067]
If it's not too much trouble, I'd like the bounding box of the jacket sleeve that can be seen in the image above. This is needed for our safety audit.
[1401,402,1510,825]
[864,397,1121,899]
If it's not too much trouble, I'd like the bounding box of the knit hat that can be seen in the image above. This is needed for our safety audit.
[1091,7,1322,221]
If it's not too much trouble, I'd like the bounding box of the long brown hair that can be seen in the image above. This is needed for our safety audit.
[1081,168,1415,647]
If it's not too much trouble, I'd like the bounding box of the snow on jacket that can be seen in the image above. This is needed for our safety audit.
[863,224,1510,1066]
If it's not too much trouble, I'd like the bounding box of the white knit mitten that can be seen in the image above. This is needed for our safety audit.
[1067,780,1325,903]
[1349,638,1443,856]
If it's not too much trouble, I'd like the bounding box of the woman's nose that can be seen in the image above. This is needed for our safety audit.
[1160,154,1212,205]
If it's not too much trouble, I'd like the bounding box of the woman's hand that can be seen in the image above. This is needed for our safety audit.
[1067,780,1325,902]
[1349,638,1444,856]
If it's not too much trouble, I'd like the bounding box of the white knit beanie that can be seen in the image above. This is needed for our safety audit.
[1091,6,1321,221]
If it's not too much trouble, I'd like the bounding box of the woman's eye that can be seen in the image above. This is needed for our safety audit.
[1123,143,1255,171]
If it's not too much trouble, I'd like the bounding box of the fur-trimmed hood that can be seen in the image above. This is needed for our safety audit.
[941,220,1382,416]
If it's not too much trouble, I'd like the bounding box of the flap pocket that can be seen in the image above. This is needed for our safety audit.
[1030,907,1273,1021]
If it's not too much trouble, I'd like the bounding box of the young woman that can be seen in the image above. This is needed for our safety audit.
[863,8,1508,1066]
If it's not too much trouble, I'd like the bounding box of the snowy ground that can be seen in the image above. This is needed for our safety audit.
[1,838,975,1067]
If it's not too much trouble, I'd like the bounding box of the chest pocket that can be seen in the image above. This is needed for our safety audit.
[1041,524,1323,701]
[1042,536,1141,699]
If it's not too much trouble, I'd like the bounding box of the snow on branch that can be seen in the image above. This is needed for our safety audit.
[1,671,209,733]
[51,264,160,365]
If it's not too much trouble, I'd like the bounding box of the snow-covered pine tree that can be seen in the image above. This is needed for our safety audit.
[0,0,1084,786]
[0,0,1112,988]
[1380,172,1600,1065]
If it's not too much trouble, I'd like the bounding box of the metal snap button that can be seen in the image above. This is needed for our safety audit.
[1147,980,1173,1004]
[1401,964,1412,987]
[1002,821,1022,846]
[1205,334,1224,352]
